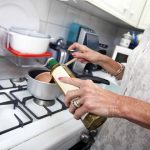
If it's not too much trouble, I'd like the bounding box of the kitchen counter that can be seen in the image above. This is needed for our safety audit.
[0,56,30,79]
[0,56,48,80]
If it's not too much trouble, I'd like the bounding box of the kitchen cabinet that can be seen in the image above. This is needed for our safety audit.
[86,0,146,27]
[87,0,130,19]
[126,0,146,26]
[62,0,147,28]
[138,0,150,29]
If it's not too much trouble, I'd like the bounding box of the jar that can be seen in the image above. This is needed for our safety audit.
[119,32,132,48]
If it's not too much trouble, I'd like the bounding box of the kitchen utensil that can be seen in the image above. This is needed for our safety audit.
[64,58,77,66]
[7,27,51,54]
[76,75,110,85]
[27,69,61,100]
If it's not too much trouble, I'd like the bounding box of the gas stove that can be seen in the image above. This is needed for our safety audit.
[0,77,84,150]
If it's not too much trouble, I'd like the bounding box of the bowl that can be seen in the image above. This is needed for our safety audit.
[8,28,51,54]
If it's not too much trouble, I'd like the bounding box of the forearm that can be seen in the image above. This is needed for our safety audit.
[97,54,124,80]
[118,95,150,129]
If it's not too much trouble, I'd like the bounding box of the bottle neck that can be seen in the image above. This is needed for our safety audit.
[46,63,60,72]
[45,58,60,70]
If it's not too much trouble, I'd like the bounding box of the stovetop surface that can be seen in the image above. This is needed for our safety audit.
[0,77,67,135]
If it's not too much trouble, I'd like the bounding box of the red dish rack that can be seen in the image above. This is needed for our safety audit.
[4,46,52,67]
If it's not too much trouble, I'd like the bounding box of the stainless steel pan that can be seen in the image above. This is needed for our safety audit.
[27,69,61,100]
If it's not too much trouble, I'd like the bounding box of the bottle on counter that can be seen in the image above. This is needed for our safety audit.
[119,32,132,48]
[45,58,107,130]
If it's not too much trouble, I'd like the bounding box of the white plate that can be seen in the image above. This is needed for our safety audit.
[0,0,39,30]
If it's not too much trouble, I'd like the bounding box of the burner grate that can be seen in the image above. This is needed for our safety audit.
[0,77,27,90]
[10,88,67,119]
[0,93,33,135]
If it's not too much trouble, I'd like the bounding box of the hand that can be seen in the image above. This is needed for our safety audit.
[59,77,122,120]
[68,43,104,64]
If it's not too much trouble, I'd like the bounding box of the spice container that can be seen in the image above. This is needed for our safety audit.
[119,32,132,48]
[46,58,107,130]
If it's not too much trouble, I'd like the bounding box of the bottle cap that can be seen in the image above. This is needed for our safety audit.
[46,58,58,69]
[123,32,132,40]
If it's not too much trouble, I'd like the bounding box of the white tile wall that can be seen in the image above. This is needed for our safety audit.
[0,0,139,57]
[63,6,80,27]
[0,0,123,56]
[32,0,120,55]
[31,0,51,22]
[48,0,68,26]
[78,11,91,26]
[46,23,69,39]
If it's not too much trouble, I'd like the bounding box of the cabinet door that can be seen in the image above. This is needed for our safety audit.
[127,0,146,26]
[86,0,146,28]
[100,0,130,15]
[86,0,131,23]
[138,0,150,29]
[88,0,130,16]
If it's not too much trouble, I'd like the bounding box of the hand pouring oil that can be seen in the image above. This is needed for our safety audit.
[46,58,106,130]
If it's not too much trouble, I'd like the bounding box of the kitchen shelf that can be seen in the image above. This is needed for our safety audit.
[7,46,52,58]
[3,47,51,67]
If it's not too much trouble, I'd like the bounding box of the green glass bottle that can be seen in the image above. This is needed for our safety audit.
[46,58,107,130]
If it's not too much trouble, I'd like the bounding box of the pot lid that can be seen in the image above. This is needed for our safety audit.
[10,27,51,38]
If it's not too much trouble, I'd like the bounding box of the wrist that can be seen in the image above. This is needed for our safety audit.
[96,54,109,66]
[116,95,130,118]
[114,95,126,118]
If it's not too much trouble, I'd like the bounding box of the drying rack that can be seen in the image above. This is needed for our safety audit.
[0,26,52,68]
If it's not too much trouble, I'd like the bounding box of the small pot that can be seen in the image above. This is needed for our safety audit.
[7,27,51,54]
[27,69,62,100]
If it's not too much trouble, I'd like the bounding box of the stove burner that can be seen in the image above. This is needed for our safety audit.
[0,79,67,135]
[10,88,67,119]
[0,77,27,90]
[34,98,55,107]
[12,77,26,83]
[0,93,32,135]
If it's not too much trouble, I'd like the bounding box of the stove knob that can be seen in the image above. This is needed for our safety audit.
[89,129,98,137]
[80,132,90,143]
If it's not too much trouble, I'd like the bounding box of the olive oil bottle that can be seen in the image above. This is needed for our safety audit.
[46,58,106,130]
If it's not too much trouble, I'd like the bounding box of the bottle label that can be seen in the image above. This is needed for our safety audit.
[52,66,79,94]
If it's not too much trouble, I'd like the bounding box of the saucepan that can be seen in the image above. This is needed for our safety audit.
[27,69,62,100]
[0,26,51,54]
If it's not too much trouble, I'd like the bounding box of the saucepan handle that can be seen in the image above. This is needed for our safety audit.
[77,75,110,85]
